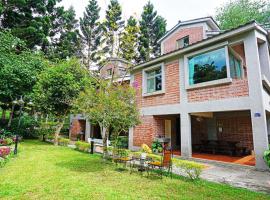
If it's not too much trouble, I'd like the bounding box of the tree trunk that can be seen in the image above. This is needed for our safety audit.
[1,109,6,123]
[100,125,108,158]
[54,119,65,146]
[7,104,15,128]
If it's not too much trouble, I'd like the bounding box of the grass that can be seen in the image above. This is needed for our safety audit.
[0,140,269,200]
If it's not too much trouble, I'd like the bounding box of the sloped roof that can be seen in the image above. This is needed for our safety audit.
[134,20,268,70]
[157,16,220,43]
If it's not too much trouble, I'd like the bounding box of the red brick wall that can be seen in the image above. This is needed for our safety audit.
[134,60,180,108]
[70,119,86,141]
[133,116,165,147]
[192,115,253,152]
[216,115,253,151]
[187,79,249,102]
[163,26,204,54]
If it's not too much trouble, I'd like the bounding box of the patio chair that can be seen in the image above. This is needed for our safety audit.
[147,148,173,178]
[112,145,131,168]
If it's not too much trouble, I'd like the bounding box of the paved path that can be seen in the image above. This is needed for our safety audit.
[174,159,270,194]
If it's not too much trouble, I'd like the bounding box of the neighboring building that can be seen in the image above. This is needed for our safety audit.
[69,57,132,142]
[129,17,270,170]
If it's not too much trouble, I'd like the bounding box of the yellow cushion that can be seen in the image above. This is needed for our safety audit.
[149,161,161,166]
[119,157,130,161]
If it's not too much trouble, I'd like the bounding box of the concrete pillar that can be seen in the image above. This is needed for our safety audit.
[258,41,270,81]
[128,127,134,150]
[85,120,91,142]
[244,31,269,170]
[180,113,192,157]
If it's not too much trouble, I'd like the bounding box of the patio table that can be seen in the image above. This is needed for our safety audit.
[130,156,152,175]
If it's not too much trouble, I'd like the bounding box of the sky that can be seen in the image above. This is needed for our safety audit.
[60,0,229,30]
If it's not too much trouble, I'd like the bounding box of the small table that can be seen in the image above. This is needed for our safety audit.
[130,156,152,175]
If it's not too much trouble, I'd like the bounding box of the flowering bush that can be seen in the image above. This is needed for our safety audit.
[0,146,11,158]
[0,138,14,146]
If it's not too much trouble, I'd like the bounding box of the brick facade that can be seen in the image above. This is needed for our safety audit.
[134,60,180,108]
[187,78,249,102]
[163,26,204,54]
[70,119,86,141]
[133,116,165,147]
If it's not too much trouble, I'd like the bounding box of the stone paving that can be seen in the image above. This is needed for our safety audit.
[176,159,270,194]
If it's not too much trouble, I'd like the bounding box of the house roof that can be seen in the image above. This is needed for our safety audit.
[98,57,134,70]
[133,20,268,71]
[157,16,220,44]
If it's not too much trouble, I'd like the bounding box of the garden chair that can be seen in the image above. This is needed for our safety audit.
[112,145,131,168]
[147,148,173,178]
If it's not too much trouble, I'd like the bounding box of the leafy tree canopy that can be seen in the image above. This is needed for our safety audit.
[0,31,46,106]
[33,58,91,144]
[216,0,270,30]
[74,80,140,155]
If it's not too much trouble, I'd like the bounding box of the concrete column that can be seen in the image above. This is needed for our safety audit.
[128,127,134,150]
[244,31,269,170]
[258,41,270,81]
[85,120,91,142]
[180,113,192,157]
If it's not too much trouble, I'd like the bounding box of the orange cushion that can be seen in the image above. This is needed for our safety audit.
[149,161,162,166]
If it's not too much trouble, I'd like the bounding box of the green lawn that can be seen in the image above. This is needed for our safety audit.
[0,140,269,200]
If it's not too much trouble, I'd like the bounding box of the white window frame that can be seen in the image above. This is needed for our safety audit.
[142,63,165,96]
[184,41,232,90]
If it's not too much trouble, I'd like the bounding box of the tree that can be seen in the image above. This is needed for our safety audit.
[74,80,140,157]
[216,0,270,30]
[0,0,59,50]
[0,31,46,125]
[138,1,166,62]
[0,1,82,59]
[33,59,91,145]
[119,16,140,63]
[103,0,124,58]
[48,7,82,61]
[80,0,103,68]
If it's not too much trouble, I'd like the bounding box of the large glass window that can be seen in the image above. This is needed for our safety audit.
[146,67,162,93]
[188,48,227,85]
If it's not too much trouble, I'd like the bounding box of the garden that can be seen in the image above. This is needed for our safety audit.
[1,140,269,200]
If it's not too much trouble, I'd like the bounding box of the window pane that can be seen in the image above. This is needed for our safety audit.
[147,78,155,93]
[146,66,162,93]
[155,74,162,91]
[188,48,227,85]
[229,53,242,79]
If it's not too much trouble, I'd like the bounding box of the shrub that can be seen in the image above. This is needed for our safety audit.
[152,140,163,153]
[0,129,14,139]
[11,115,39,138]
[263,149,270,168]
[141,144,152,154]
[37,121,57,141]
[0,146,11,158]
[58,138,70,146]
[172,158,204,180]
[111,136,128,149]
[75,141,91,152]
[4,138,13,146]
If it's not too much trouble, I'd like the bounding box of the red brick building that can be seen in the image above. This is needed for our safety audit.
[130,17,270,170]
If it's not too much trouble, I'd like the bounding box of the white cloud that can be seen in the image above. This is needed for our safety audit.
[60,0,229,29]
